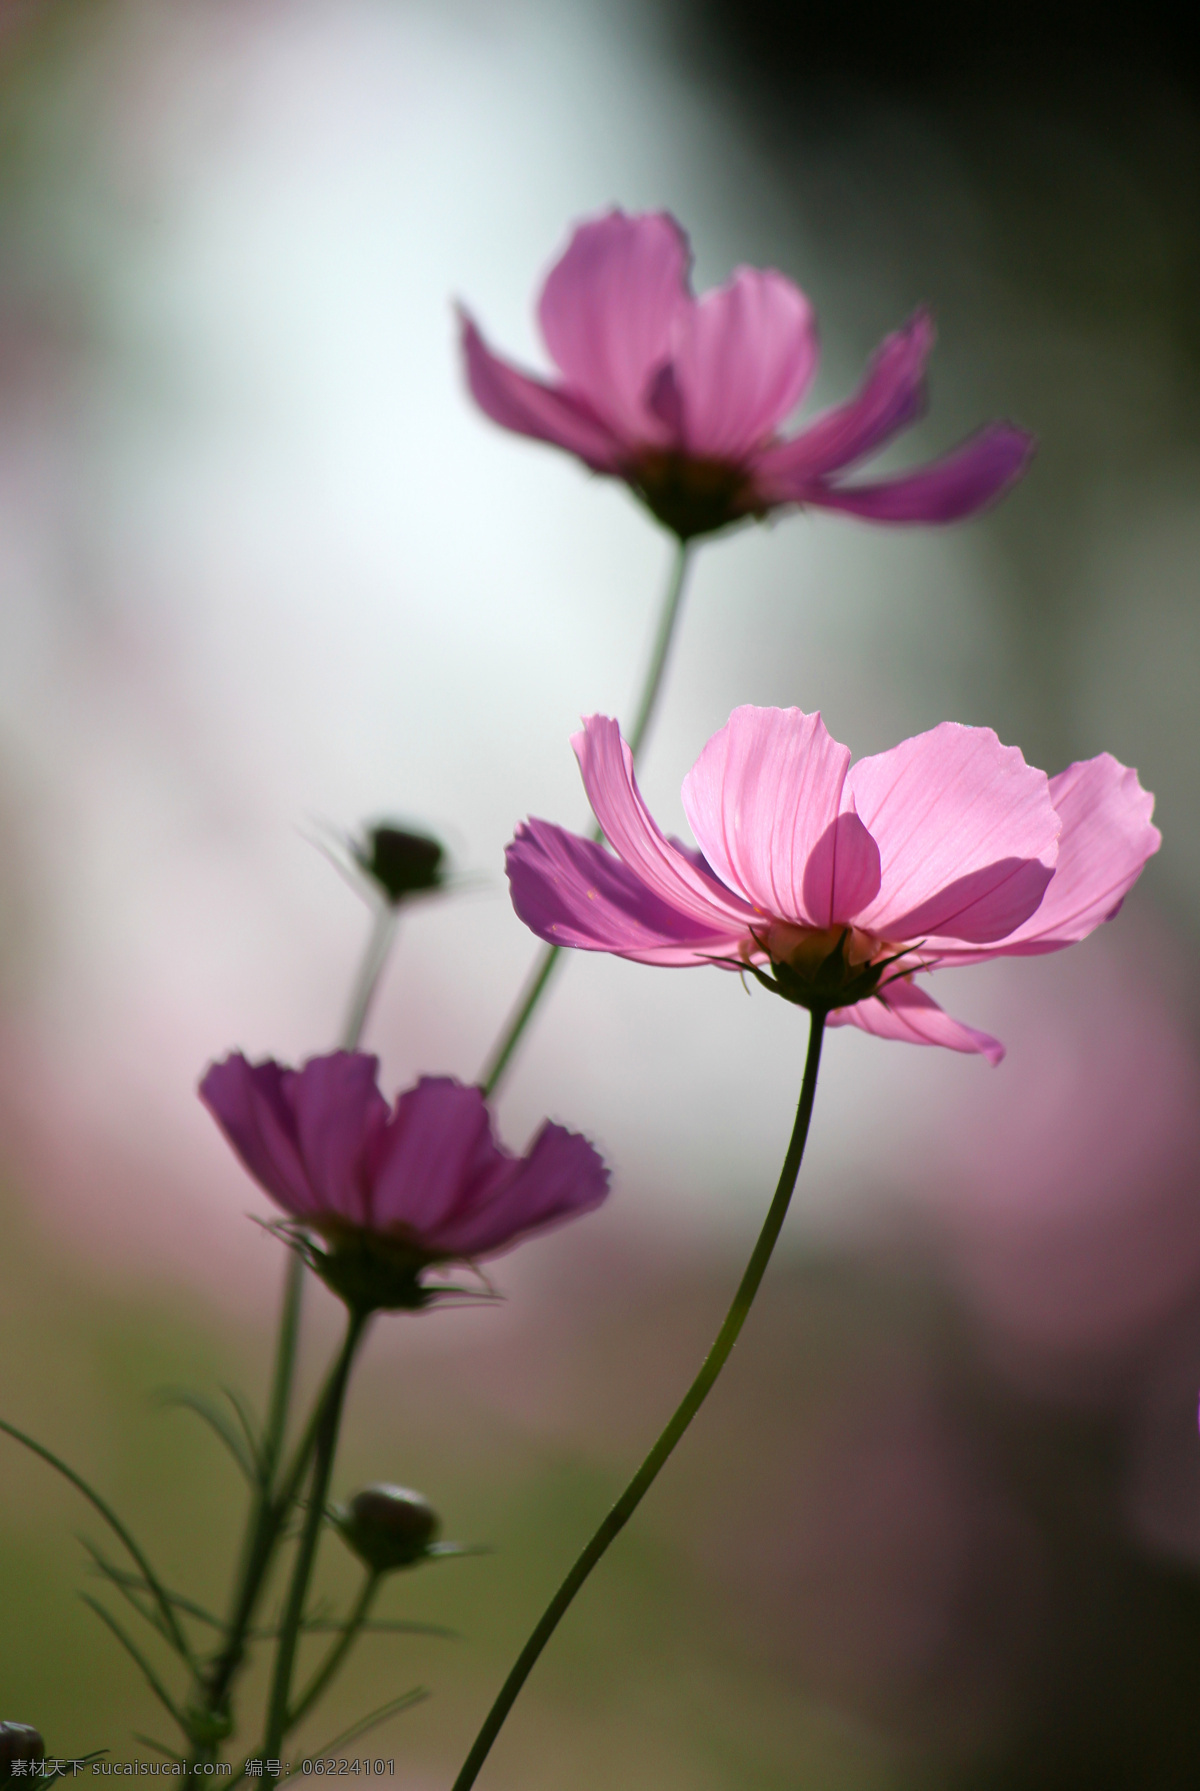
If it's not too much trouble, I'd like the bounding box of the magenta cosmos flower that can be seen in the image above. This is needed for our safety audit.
[461,209,1034,541]
[506,709,1160,1065]
[200,1053,609,1309]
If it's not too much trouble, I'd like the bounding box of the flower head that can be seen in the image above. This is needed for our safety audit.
[461,209,1034,540]
[506,708,1160,1065]
[199,1054,609,1310]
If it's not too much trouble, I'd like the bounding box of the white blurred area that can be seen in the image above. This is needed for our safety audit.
[0,0,1190,1312]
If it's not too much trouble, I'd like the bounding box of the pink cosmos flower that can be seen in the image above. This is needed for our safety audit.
[200,1053,609,1306]
[506,708,1160,1065]
[461,210,1035,541]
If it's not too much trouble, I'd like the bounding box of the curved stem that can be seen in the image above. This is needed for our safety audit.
[341,905,399,1056]
[453,1010,826,1791]
[287,1570,381,1733]
[480,539,693,1097]
[262,1310,370,1758]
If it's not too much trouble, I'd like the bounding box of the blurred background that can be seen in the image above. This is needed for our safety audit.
[1,0,1199,1782]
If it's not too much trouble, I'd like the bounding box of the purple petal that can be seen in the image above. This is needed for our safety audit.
[680,706,852,924]
[753,308,934,491]
[506,818,747,965]
[801,811,883,928]
[537,210,690,443]
[428,1122,609,1259]
[199,1053,317,1218]
[937,754,1161,963]
[829,980,1005,1064]
[669,266,818,460]
[848,723,1060,944]
[459,311,623,471]
[573,715,759,932]
[289,1053,391,1227]
[800,423,1036,524]
[370,1078,495,1238]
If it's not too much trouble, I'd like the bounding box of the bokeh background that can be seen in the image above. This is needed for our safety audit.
[1,1,1199,1783]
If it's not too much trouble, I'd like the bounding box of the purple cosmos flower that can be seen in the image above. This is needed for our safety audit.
[200,1054,609,1307]
[461,209,1035,540]
[506,708,1160,1065]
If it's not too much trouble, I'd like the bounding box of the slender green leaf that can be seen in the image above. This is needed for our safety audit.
[301,1687,428,1762]
[82,1555,228,1633]
[80,1594,187,1730]
[133,1736,185,1765]
[156,1387,256,1483]
[79,1537,177,1650]
[0,1416,193,1664]
[221,1385,266,1479]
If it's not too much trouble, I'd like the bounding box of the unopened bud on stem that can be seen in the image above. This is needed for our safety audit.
[335,1484,440,1573]
[355,826,445,906]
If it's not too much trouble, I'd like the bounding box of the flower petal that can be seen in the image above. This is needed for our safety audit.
[800,423,1036,523]
[573,715,760,931]
[506,818,747,964]
[199,1054,317,1218]
[800,811,883,928]
[429,1122,610,1259]
[669,266,818,460]
[939,754,1161,962]
[680,706,852,924]
[289,1053,391,1227]
[848,722,1060,944]
[752,308,934,492]
[537,210,691,444]
[459,311,623,471]
[371,1078,496,1237]
[829,980,1005,1064]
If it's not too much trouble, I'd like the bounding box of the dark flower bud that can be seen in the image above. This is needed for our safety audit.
[335,1484,440,1573]
[354,825,445,906]
[1,1725,45,1774]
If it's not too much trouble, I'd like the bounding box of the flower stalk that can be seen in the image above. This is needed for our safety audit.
[481,538,692,1097]
[261,1309,370,1758]
[453,1009,827,1791]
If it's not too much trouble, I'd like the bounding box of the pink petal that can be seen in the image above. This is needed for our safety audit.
[829,980,1005,1064]
[573,715,759,931]
[800,423,1036,524]
[940,754,1161,963]
[752,308,934,492]
[680,706,853,925]
[371,1078,495,1237]
[537,210,691,444]
[459,312,623,471]
[669,266,818,460]
[428,1122,609,1259]
[848,723,1060,944]
[199,1054,317,1219]
[290,1053,391,1227]
[801,811,883,928]
[506,818,747,965]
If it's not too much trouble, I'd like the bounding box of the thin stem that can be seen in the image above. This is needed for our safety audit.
[341,905,399,1054]
[480,539,693,1097]
[287,1571,381,1733]
[262,1310,369,1759]
[453,1010,826,1791]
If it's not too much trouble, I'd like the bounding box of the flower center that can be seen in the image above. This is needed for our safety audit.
[744,922,913,1013]
[625,450,762,540]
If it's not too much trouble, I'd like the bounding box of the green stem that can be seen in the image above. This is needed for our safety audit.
[286,1571,381,1733]
[480,539,693,1098]
[262,1310,369,1758]
[341,905,399,1056]
[453,1010,826,1791]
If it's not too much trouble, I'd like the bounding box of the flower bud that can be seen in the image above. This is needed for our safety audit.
[1,1725,45,1773]
[335,1484,440,1573]
[354,825,445,906]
